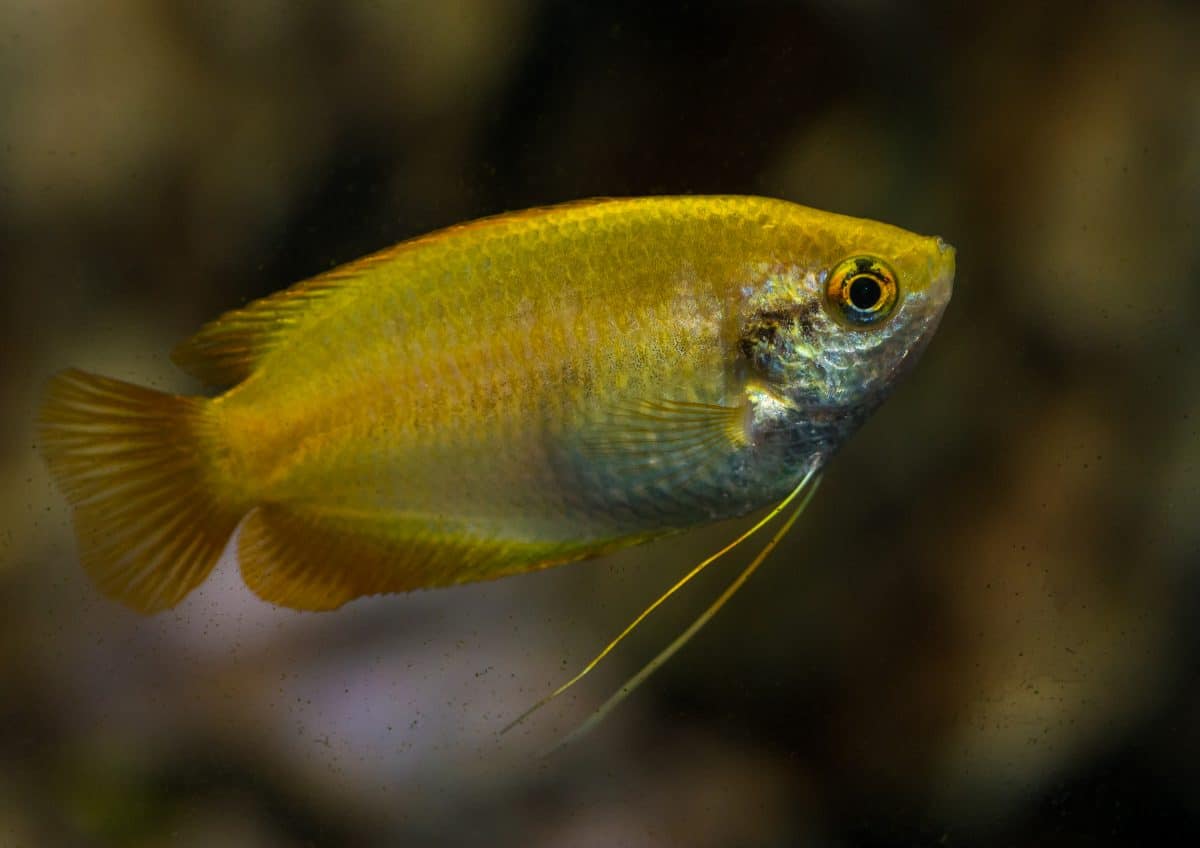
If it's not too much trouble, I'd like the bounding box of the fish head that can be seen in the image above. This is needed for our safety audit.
[740,213,955,451]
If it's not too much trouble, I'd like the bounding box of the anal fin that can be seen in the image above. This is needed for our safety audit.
[238,505,595,611]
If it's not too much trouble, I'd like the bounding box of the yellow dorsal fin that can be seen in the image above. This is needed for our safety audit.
[171,246,405,387]
[172,200,625,387]
[171,279,341,387]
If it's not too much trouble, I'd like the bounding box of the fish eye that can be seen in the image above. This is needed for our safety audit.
[826,256,899,327]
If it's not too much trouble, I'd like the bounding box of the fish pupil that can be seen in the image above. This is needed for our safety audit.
[848,275,882,311]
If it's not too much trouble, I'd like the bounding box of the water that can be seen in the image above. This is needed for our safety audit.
[3,2,1199,845]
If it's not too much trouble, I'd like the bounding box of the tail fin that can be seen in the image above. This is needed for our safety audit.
[37,369,245,612]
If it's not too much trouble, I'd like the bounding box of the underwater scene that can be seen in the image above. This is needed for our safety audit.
[2,2,1199,845]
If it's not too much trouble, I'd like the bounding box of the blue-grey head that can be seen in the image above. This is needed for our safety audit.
[740,214,955,458]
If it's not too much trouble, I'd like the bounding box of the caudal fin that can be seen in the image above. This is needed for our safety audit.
[37,369,245,612]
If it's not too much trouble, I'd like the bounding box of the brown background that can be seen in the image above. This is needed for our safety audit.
[2,2,1198,845]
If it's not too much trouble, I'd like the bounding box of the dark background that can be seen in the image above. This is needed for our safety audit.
[3,2,1199,845]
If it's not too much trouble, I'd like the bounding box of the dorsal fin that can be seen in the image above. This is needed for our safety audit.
[170,279,341,386]
[172,199,622,388]
[170,248,403,387]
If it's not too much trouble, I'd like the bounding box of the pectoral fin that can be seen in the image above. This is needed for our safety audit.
[575,397,750,486]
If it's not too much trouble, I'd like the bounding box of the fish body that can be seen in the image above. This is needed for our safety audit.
[39,196,954,612]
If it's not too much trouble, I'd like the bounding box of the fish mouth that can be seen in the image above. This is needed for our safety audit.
[883,239,955,382]
[931,237,956,305]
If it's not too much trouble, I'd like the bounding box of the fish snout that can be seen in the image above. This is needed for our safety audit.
[930,237,956,304]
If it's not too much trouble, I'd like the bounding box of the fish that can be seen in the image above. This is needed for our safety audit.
[39,196,953,728]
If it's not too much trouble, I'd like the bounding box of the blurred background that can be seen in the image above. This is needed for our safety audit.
[2,1,1199,845]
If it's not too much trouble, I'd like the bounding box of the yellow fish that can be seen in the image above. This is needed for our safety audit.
[39,196,952,703]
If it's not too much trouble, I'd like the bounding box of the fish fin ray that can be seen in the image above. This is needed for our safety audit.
[170,276,349,387]
[38,369,245,612]
[576,397,749,476]
[170,238,418,387]
[172,199,631,387]
[237,506,605,611]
